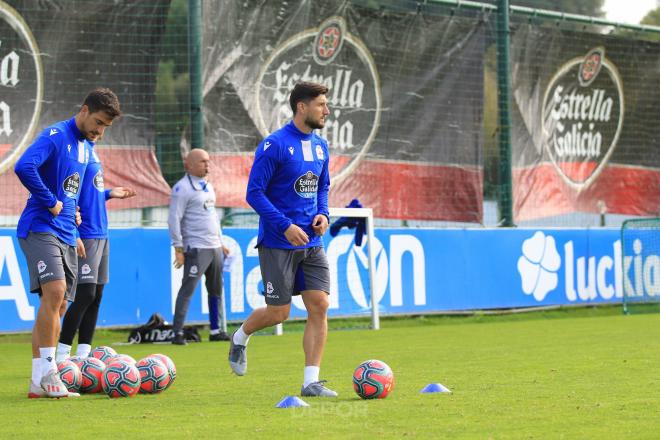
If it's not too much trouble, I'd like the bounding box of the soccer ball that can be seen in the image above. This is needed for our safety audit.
[352,359,395,399]
[90,346,117,365]
[136,357,171,394]
[79,357,106,393]
[111,354,137,365]
[102,360,141,398]
[57,360,82,392]
[148,354,176,390]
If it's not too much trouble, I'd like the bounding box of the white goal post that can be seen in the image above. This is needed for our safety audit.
[273,206,379,335]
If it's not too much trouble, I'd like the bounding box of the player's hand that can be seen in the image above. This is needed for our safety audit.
[110,187,137,199]
[222,245,230,257]
[76,238,86,258]
[311,214,329,236]
[284,224,310,246]
[75,206,82,227]
[173,248,185,269]
[49,200,63,217]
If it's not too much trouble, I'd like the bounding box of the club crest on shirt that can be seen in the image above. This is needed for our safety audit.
[204,199,214,211]
[316,144,324,160]
[37,260,46,273]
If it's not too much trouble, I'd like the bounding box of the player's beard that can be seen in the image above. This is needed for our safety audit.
[305,115,325,130]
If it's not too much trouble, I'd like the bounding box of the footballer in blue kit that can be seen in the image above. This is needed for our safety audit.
[56,147,136,362]
[229,82,338,398]
[14,88,122,398]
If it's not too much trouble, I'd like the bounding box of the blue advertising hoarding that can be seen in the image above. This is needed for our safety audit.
[0,227,657,332]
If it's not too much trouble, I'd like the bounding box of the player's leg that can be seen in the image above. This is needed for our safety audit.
[57,283,95,360]
[172,248,205,344]
[57,238,103,360]
[228,247,299,375]
[75,239,109,357]
[298,246,336,397]
[20,233,79,398]
[76,284,104,353]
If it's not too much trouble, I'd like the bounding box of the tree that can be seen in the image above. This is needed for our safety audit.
[641,8,660,26]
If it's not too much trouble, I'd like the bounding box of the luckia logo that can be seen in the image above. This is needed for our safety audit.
[542,47,624,191]
[517,231,561,301]
[255,16,381,184]
[0,1,43,173]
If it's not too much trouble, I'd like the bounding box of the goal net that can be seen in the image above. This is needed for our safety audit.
[621,218,660,315]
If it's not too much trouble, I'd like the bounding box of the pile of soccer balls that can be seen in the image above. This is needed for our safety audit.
[56,346,176,398]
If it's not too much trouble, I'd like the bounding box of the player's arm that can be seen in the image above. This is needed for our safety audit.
[312,144,330,236]
[246,138,293,234]
[14,136,59,212]
[167,184,187,268]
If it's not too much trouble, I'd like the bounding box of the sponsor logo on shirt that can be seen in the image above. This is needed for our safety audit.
[62,172,80,197]
[294,171,319,198]
[93,170,104,191]
[264,141,271,151]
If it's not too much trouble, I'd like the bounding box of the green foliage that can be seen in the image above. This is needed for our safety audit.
[155,0,189,186]
[641,8,660,26]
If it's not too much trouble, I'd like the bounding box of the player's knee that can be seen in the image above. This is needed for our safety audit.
[40,281,66,310]
[267,305,290,324]
[306,292,329,316]
[58,301,67,317]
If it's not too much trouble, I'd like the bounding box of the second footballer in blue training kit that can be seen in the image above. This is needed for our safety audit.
[56,147,136,361]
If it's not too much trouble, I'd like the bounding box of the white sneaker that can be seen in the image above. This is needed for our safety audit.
[39,370,80,398]
[27,380,46,398]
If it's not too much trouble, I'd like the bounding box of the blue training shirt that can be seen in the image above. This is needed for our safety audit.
[77,148,111,239]
[246,121,330,249]
[15,117,91,246]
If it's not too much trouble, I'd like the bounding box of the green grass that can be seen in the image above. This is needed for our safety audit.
[1,309,659,439]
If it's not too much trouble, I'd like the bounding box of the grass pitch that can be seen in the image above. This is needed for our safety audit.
[1,308,658,439]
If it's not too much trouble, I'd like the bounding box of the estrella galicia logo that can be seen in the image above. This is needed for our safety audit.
[62,172,80,197]
[93,170,104,191]
[294,171,318,198]
[542,47,624,191]
[0,2,44,174]
[517,231,561,301]
[256,15,381,185]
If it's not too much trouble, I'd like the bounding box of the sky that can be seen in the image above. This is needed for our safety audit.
[603,0,657,24]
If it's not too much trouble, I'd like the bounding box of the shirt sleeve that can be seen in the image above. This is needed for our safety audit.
[14,135,58,209]
[317,141,330,220]
[104,189,112,201]
[168,184,187,247]
[245,137,292,234]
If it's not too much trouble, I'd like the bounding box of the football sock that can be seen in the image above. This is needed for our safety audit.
[210,329,221,336]
[208,294,220,331]
[303,366,320,388]
[76,343,92,358]
[55,343,71,362]
[40,347,57,375]
[233,325,250,346]
[31,358,41,386]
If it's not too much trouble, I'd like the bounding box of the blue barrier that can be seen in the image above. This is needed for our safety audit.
[1,227,657,332]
